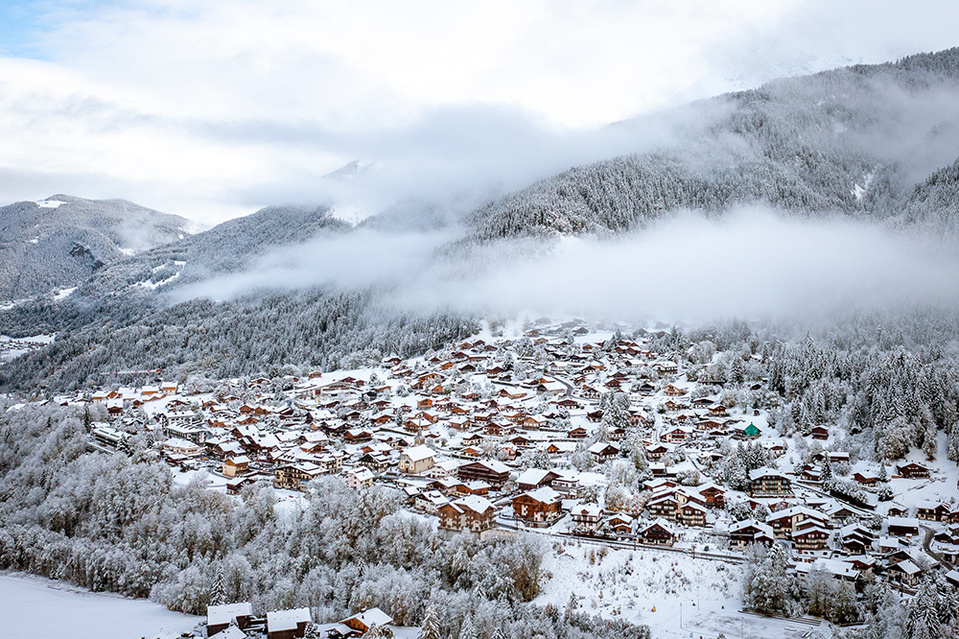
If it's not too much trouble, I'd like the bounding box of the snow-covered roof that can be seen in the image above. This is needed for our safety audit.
[267,607,311,632]
[343,607,393,628]
[208,602,253,626]
[468,458,511,473]
[748,468,788,480]
[347,467,375,481]
[766,506,827,522]
[453,495,494,514]
[641,517,675,534]
[517,468,553,486]
[401,444,436,462]
[587,441,620,454]
[209,626,248,639]
[891,559,921,575]
[730,519,774,536]
[522,486,561,504]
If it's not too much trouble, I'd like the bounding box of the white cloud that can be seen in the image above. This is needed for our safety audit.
[173,208,959,326]
[0,0,957,224]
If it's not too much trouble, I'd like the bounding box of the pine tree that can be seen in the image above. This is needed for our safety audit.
[211,567,226,605]
[418,605,442,639]
[459,614,478,639]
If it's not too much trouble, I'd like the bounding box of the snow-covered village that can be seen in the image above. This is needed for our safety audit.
[5,4,959,639]
[4,317,958,639]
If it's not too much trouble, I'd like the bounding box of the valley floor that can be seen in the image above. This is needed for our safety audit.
[0,571,200,639]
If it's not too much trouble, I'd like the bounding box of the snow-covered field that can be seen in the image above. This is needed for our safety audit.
[536,542,829,639]
[0,334,54,362]
[0,571,200,639]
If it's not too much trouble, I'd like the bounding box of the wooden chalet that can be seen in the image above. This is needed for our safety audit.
[606,513,634,536]
[729,520,774,549]
[517,468,560,492]
[570,504,603,531]
[766,506,828,539]
[646,494,678,520]
[587,441,621,462]
[917,501,951,522]
[698,484,726,508]
[887,559,922,588]
[748,468,791,497]
[438,495,495,533]
[457,459,511,488]
[677,502,707,527]
[341,608,393,636]
[793,525,830,552]
[896,462,930,479]
[207,602,253,636]
[639,518,675,545]
[512,487,563,527]
[222,455,250,477]
[887,516,920,537]
[266,608,311,639]
[274,462,325,491]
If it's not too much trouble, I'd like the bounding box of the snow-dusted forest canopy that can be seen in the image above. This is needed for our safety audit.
[0,403,650,639]
[4,50,959,390]
[465,48,959,242]
[0,195,191,300]
[653,314,959,465]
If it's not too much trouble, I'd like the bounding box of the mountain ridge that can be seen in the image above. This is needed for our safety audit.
[5,48,959,390]
[0,194,192,300]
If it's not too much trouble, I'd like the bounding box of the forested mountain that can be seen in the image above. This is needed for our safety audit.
[466,48,959,241]
[898,157,959,231]
[0,195,191,300]
[75,204,350,297]
[0,203,476,391]
[6,49,959,391]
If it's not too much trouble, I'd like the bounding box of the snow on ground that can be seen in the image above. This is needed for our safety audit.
[36,199,65,208]
[53,286,77,301]
[172,468,228,492]
[536,541,828,639]
[137,272,181,290]
[881,432,959,516]
[0,571,200,639]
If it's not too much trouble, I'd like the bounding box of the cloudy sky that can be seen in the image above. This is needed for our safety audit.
[1,0,957,225]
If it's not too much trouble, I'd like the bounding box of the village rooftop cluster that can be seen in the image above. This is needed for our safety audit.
[21,318,959,637]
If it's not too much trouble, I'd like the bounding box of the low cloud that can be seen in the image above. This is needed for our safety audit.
[176,207,959,326]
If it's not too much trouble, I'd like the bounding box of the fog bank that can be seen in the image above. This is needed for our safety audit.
[176,207,959,325]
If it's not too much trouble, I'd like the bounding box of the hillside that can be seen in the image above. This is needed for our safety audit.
[6,49,959,390]
[0,195,192,300]
[466,49,959,241]
[0,203,476,390]
[73,204,351,298]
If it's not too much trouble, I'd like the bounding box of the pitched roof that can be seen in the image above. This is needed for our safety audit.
[452,495,494,515]
[267,607,312,632]
[208,602,253,626]
[401,444,436,462]
[342,607,393,628]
